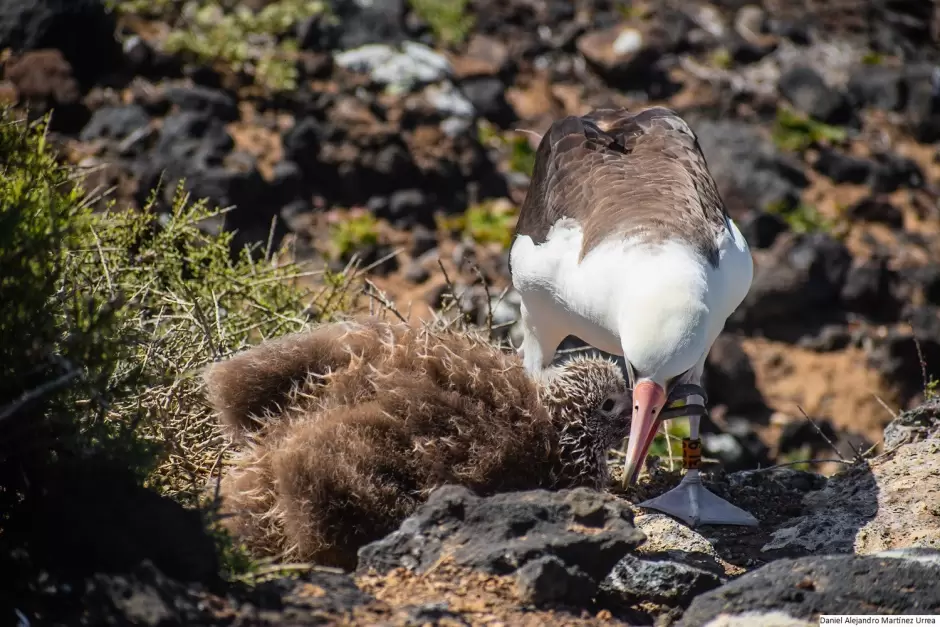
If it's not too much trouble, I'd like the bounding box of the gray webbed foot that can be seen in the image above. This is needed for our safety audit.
[638,470,759,528]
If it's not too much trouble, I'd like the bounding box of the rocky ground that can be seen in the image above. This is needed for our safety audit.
[3,0,940,624]
[12,401,940,625]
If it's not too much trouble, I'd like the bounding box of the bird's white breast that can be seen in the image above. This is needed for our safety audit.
[510,216,753,372]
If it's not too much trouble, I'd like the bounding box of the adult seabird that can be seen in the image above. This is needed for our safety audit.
[508,106,758,527]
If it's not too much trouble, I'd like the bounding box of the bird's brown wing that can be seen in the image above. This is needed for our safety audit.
[513,107,728,265]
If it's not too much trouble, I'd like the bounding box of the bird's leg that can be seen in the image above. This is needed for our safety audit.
[637,406,759,528]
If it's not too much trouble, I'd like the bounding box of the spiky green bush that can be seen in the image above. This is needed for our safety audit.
[0,109,358,583]
[0,114,155,510]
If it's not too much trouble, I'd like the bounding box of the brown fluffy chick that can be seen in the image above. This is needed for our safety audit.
[205,317,631,569]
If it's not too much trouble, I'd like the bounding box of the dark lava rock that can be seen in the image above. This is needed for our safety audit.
[871,0,938,61]
[702,416,772,473]
[905,65,940,143]
[403,261,431,284]
[840,257,901,321]
[135,111,285,251]
[79,104,150,142]
[331,0,407,49]
[514,555,596,606]
[368,188,437,228]
[736,210,789,250]
[703,334,763,412]
[778,66,853,125]
[844,195,904,228]
[867,306,940,403]
[459,76,516,128]
[600,552,724,608]
[270,159,305,208]
[410,224,438,258]
[777,416,838,456]
[730,233,852,337]
[3,48,89,133]
[812,148,872,184]
[282,116,324,175]
[904,263,940,306]
[0,0,121,86]
[153,111,233,165]
[165,85,239,123]
[677,552,940,625]
[402,602,468,626]
[695,120,808,216]
[19,560,375,627]
[121,35,182,80]
[870,151,925,192]
[848,64,906,111]
[4,462,218,584]
[797,323,854,352]
[883,397,940,449]
[357,485,645,596]
[705,468,828,536]
[178,166,283,247]
[575,24,680,98]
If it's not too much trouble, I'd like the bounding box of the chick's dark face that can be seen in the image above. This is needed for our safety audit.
[587,389,632,449]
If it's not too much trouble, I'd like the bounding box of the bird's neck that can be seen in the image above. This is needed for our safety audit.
[557,419,609,489]
[615,241,712,380]
[541,396,609,489]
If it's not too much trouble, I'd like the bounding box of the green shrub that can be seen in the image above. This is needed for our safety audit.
[0,109,357,580]
[0,113,156,515]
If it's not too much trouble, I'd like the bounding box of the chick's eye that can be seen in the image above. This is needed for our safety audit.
[601,398,616,412]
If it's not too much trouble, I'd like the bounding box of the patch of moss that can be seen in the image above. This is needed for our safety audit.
[329,212,381,261]
[463,200,518,249]
[709,48,732,70]
[409,0,475,47]
[862,50,885,66]
[647,420,691,463]
[615,2,651,20]
[477,121,538,178]
[508,135,537,177]
[771,106,847,153]
[112,0,329,91]
[776,444,814,471]
[927,377,938,401]
[766,200,833,234]
[476,119,502,146]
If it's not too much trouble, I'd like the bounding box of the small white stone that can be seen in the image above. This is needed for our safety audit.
[612,29,644,56]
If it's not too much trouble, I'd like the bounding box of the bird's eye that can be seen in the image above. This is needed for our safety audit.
[601,398,616,412]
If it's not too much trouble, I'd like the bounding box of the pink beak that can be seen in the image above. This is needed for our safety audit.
[623,380,667,484]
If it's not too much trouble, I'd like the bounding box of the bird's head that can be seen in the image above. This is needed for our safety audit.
[542,355,632,451]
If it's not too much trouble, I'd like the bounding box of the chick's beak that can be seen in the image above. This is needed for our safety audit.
[623,380,666,485]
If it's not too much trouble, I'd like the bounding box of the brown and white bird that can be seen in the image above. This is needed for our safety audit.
[205,318,632,568]
[509,106,758,527]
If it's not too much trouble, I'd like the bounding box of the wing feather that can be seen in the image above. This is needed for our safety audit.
[514,107,727,265]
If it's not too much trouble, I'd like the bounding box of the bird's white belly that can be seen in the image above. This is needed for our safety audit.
[510,217,754,367]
